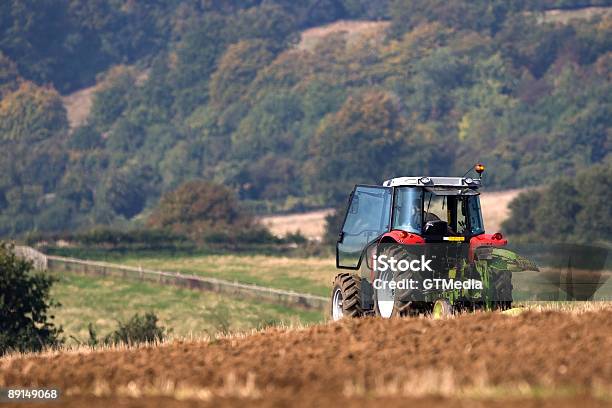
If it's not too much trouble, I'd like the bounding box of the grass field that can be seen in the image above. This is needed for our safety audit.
[113,254,337,297]
[50,273,324,344]
[44,189,528,300]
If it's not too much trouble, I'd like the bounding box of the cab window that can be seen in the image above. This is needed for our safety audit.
[337,186,392,268]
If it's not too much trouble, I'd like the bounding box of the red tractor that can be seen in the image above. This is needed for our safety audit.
[331,165,533,320]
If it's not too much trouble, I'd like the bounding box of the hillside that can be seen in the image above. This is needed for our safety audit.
[2,309,611,406]
[60,6,610,135]
[0,1,610,237]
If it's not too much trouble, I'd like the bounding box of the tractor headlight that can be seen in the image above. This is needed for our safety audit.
[464,177,474,184]
[419,177,432,185]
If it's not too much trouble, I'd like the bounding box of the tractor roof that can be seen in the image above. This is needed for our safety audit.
[382,176,481,188]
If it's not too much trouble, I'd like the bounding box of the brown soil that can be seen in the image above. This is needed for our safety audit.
[2,310,611,407]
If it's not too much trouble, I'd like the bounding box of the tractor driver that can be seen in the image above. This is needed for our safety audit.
[411,197,456,234]
[410,198,440,227]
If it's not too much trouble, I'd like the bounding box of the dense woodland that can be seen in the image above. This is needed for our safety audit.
[503,162,612,243]
[0,0,610,240]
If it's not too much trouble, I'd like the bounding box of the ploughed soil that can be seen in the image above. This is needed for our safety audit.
[2,310,611,407]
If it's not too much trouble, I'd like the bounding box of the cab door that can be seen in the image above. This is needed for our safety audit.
[337,185,392,269]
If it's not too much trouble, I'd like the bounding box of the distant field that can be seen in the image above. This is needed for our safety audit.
[298,20,390,51]
[115,254,336,297]
[479,188,525,233]
[81,189,526,300]
[537,6,612,23]
[50,273,324,344]
[261,189,525,240]
[259,209,334,240]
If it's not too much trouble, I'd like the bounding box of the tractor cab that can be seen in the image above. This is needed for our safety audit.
[336,175,486,269]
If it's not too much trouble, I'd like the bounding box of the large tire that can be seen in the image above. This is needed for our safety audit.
[490,268,513,310]
[373,244,423,318]
[330,273,363,321]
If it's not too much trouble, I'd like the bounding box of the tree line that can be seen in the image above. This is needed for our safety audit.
[0,0,610,237]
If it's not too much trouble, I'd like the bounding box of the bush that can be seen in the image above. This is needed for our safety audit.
[26,227,190,250]
[148,180,279,244]
[68,124,103,150]
[202,225,280,245]
[284,231,308,244]
[89,312,168,346]
[323,203,347,246]
[148,180,246,231]
[0,242,62,355]
[77,228,187,247]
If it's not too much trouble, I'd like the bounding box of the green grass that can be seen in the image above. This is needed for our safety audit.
[119,254,336,296]
[48,248,338,296]
[50,273,324,344]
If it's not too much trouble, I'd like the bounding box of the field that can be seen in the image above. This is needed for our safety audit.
[259,209,334,241]
[2,308,611,407]
[298,20,390,51]
[42,187,555,302]
[50,273,323,344]
[537,6,612,23]
[105,254,337,297]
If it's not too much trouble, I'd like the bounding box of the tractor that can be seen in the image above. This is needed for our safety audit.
[331,164,536,320]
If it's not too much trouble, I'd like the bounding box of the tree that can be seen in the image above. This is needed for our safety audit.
[502,190,542,235]
[245,154,301,200]
[305,90,406,202]
[102,168,149,219]
[323,202,347,246]
[389,0,528,37]
[68,123,103,150]
[147,180,251,239]
[90,67,136,131]
[0,52,19,96]
[534,178,581,236]
[502,162,612,242]
[231,91,304,159]
[0,242,62,355]
[574,161,612,242]
[171,13,230,116]
[209,39,276,108]
[0,82,67,143]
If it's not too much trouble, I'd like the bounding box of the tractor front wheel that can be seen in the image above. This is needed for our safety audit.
[330,273,363,321]
[431,298,454,319]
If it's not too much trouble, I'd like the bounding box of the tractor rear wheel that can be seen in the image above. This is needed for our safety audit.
[330,273,363,321]
[373,243,421,318]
